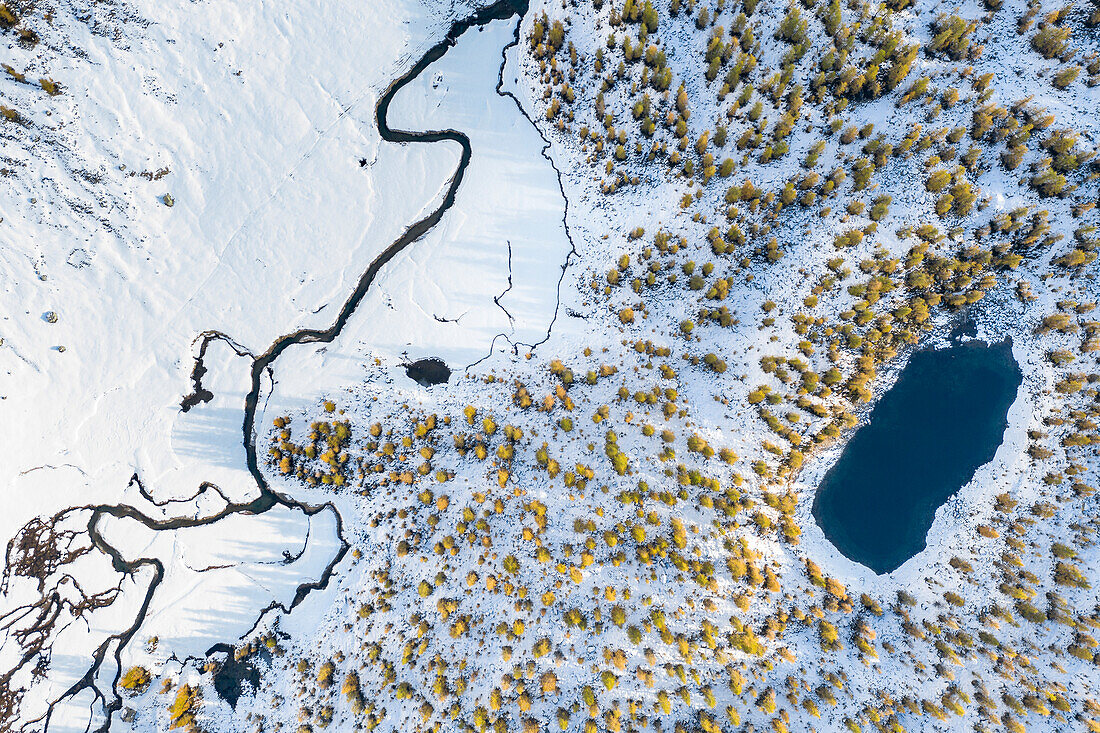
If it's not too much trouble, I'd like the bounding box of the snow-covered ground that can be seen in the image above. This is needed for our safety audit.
[1,0,551,728]
[265,15,574,416]
[0,0,482,535]
[3,0,1100,729]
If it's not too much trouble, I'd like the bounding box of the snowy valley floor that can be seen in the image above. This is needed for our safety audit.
[2,0,1100,731]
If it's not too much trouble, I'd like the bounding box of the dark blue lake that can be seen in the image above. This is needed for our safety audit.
[812,339,1022,574]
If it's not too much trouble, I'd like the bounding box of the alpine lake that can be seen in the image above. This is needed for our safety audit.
[812,336,1022,574]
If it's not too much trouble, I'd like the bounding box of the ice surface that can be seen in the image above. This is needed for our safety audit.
[267,16,574,420]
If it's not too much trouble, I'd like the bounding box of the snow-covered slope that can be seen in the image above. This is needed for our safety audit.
[3,0,1100,730]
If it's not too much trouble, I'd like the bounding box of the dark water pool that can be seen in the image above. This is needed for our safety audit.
[812,339,1021,574]
[405,357,451,387]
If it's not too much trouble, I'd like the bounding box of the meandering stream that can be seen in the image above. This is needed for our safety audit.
[4,2,539,729]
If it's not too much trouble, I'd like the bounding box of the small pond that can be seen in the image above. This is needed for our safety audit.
[812,339,1022,574]
[404,357,451,387]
